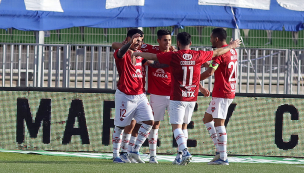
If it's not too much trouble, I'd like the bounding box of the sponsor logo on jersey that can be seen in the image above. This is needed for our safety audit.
[152,68,168,78]
[135,62,142,66]
[180,61,195,65]
[133,69,143,78]
[183,54,193,60]
[182,90,195,97]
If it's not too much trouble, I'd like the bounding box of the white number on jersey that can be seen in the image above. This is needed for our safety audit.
[182,66,193,86]
[228,61,237,82]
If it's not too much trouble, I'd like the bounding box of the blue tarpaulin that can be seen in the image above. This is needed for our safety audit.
[0,0,303,31]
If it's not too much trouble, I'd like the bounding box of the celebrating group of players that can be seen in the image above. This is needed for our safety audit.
[111,28,240,166]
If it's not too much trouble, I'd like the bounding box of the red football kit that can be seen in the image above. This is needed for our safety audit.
[141,44,171,96]
[157,50,213,102]
[210,45,237,99]
[114,49,145,95]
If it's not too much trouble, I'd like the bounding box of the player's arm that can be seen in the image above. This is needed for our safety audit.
[199,83,210,97]
[132,52,158,61]
[146,60,169,68]
[112,42,124,50]
[112,37,128,50]
[117,34,140,58]
[212,39,241,58]
[200,60,218,81]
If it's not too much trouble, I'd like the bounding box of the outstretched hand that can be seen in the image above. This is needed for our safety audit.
[229,38,241,49]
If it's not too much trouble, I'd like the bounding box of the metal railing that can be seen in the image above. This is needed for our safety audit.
[0,43,303,94]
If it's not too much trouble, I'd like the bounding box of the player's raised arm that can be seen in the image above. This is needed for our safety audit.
[145,60,169,68]
[112,37,128,50]
[212,39,241,58]
[132,52,158,61]
[117,33,141,58]
[112,42,124,50]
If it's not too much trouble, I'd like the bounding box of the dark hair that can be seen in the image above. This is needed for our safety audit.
[212,28,227,41]
[127,28,144,37]
[177,32,191,46]
[157,29,171,40]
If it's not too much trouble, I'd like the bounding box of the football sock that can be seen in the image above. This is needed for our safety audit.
[173,128,187,152]
[148,129,158,157]
[205,121,218,152]
[133,124,152,152]
[216,126,227,160]
[128,136,137,153]
[112,126,123,158]
[121,132,131,153]
[182,129,188,148]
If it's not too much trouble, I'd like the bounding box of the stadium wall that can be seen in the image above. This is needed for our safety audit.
[0,87,303,157]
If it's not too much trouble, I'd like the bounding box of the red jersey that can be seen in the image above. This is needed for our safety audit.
[157,50,213,101]
[141,44,171,96]
[210,45,237,99]
[114,49,145,95]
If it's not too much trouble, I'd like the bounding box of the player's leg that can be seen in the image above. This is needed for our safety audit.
[129,95,154,163]
[170,101,191,165]
[119,120,136,163]
[148,121,159,163]
[209,98,233,165]
[113,90,137,163]
[112,125,124,163]
[204,98,220,163]
[178,101,196,165]
[128,123,141,163]
[174,123,187,164]
[148,94,169,163]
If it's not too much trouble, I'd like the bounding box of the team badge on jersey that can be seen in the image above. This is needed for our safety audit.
[211,107,216,112]
[141,44,147,48]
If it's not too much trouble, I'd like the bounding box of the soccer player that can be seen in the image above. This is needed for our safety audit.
[140,29,172,164]
[132,32,241,165]
[112,31,146,164]
[112,29,154,163]
[199,28,237,165]
[113,29,173,164]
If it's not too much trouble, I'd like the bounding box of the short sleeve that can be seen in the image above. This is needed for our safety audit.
[199,50,213,62]
[212,55,223,65]
[157,52,173,65]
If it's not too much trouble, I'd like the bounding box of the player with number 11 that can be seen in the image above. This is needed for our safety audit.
[132,32,240,165]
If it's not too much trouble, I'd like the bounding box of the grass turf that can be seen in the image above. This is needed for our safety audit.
[0,152,303,173]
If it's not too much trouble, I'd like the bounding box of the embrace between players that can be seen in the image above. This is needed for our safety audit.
[111,28,240,166]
